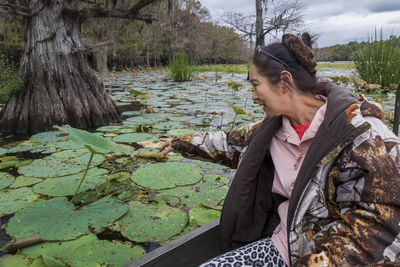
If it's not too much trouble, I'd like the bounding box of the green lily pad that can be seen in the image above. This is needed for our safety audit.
[0,254,31,267]
[29,131,67,143]
[96,125,122,132]
[21,234,145,267]
[189,205,221,227]
[152,121,184,131]
[0,187,38,216]
[56,126,132,155]
[32,168,108,196]
[113,133,154,143]
[192,159,230,170]
[167,128,194,137]
[51,149,88,159]
[6,196,128,240]
[131,162,202,189]
[112,201,188,242]
[0,172,14,189]
[156,174,229,208]
[10,176,42,188]
[18,153,105,178]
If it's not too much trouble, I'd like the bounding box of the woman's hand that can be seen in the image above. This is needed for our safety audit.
[159,138,172,157]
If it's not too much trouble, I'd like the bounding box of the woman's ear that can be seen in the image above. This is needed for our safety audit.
[280,71,294,93]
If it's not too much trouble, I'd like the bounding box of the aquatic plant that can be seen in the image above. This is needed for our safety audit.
[225,100,254,129]
[352,32,400,88]
[55,125,133,201]
[167,54,195,82]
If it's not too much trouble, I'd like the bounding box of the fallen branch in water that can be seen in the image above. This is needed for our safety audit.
[1,236,43,252]
[201,203,222,211]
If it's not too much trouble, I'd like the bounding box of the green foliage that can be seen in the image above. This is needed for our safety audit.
[352,37,400,88]
[167,55,195,82]
[227,81,244,93]
[111,201,188,242]
[0,172,14,189]
[6,196,128,240]
[189,205,221,227]
[21,234,145,267]
[0,54,23,104]
[131,162,202,189]
[0,187,37,216]
[193,64,249,74]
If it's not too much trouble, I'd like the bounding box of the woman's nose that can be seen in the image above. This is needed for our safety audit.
[252,91,259,104]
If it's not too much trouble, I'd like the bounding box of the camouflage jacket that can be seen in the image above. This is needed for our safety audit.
[171,84,400,266]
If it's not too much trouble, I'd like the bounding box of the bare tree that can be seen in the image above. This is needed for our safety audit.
[0,0,160,134]
[223,0,304,48]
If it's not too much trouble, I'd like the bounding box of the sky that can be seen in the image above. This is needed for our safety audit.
[198,0,400,47]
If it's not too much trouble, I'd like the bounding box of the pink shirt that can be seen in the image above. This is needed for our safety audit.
[270,97,327,266]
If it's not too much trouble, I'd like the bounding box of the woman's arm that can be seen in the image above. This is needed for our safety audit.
[295,117,400,266]
[167,121,263,169]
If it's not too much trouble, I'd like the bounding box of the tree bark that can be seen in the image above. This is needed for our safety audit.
[0,0,121,134]
[255,0,264,47]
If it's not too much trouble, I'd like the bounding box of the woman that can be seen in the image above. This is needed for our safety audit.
[160,33,400,266]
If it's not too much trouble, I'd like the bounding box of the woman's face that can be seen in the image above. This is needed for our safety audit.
[248,63,288,117]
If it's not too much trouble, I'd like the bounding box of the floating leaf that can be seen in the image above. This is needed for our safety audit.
[21,234,145,267]
[152,121,184,131]
[0,172,14,189]
[189,205,221,227]
[55,125,132,155]
[111,201,188,242]
[18,153,104,178]
[167,128,194,137]
[0,254,31,266]
[156,174,229,208]
[29,131,67,143]
[131,162,202,189]
[0,187,38,216]
[113,133,154,143]
[225,100,253,118]
[0,147,8,156]
[96,125,122,132]
[6,196,128,240]
[32,168,108,196]
[10,176,42,188]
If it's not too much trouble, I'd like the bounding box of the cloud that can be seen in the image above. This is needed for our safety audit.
[368,1,400,13]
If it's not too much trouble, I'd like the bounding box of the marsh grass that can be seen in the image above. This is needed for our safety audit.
[167,55,195,82]
[193,64,249,74]
[352,37,400,88]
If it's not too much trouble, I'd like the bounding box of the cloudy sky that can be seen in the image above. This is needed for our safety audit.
[198,0,400,47]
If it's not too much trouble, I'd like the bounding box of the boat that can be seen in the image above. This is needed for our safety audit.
[125,219,220,267]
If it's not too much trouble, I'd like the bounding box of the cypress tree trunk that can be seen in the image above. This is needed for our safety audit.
[255,0,264,47]
[0,0,120,134]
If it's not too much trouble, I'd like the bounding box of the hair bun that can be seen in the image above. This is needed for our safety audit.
[282,33,317,75]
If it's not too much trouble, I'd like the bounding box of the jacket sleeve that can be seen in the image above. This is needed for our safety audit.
[294,118,400,266]
[171,121,263,168]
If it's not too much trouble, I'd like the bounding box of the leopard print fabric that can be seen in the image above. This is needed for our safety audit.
[200,237,287,267]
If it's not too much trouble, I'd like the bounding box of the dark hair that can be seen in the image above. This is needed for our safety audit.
[252,33,326,95]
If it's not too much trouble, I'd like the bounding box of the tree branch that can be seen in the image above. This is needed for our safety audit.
[78,0,161,23]
[0,2,31,16]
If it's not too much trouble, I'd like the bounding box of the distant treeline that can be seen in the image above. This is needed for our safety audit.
[314,35,400,61]
[0,0,252,70]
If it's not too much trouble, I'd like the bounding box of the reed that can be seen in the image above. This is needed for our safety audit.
[352,34,400,88]
[167,54,195,82]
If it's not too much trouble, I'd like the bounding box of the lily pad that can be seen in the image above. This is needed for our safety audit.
[21,234,145,267]
[18,153,105,178]
[96,125,122,132]
[192,160,230,171]
[167,128,194,137]
[113,133,154,143]
[32,168,108,196]
[10,176,42,188]
[112,201,188,242]
[0,187,38,216]
[131,162,202,189]
[56,126,132,155]
[156,174,229,207]
[0,254,31,266]
[0,172,14,189]
[6,196,128,240]
[189,205,221,227]
[29,131,67,143]
[152,121,184,131]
